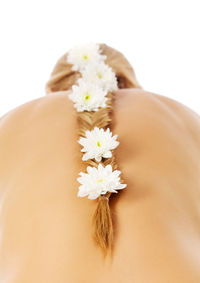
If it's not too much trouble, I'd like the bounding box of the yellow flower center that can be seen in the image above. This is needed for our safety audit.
[97,72,103,79]
[84,93,91,101]
[83,54,88,60]
[98,179,103,183]
[97,141,101,147]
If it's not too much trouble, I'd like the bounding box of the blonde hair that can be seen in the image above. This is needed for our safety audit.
[46,43,141,256]
[46,43,141,92]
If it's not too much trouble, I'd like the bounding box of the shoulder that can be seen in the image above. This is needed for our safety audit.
[115,88,200,123]
[0,91,75,135]
[114,88,200,145]
[0,91,77,179]
[0,91,79,196]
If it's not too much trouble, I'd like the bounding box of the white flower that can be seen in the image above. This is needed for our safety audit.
[78,127,119,162]
[80,62,118,92]
[68,79,107,112]
[66,43,106,71]
[77,164,127,199]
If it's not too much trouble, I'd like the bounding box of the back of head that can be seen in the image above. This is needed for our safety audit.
[46,43,141,93]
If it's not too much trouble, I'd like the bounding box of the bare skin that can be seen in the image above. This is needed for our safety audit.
[0,88,200,283]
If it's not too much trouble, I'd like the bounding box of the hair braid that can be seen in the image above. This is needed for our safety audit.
[46,43,141,257]
[77,91,118,255]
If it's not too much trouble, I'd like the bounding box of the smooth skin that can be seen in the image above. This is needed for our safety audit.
[0,88,200,283]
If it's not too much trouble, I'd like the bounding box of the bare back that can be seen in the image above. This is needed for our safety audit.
[0,88,200,282]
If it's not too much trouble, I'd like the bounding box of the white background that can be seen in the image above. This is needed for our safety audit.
[0,0,199,117]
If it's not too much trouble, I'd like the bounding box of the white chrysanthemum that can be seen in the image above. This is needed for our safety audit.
[80,62,118,92]
[77,164,127,199]
[68,79,107,112]
[78,127,119,162]
[66,43,106,71]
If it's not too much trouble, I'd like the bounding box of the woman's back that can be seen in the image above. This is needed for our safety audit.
[0,88,200,282]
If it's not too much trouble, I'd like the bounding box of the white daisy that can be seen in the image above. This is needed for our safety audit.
[78,127,119,162]
[80,62,118,92]
[68,79,107,112]
[66,43,107,71]
[77,164,127,199]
